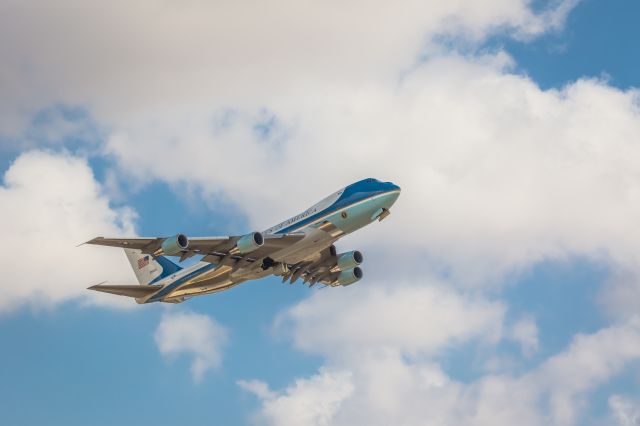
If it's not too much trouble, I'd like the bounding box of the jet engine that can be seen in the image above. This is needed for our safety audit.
[336,267,363,286]
[236,231,264,254]
[161,234,189,255]
[335,250,363,271]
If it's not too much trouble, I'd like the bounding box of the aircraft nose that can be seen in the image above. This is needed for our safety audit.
[381,182,400,208]
[383,181,400,192]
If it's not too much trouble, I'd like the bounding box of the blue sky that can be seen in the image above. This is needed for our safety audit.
[508,0,640,90]
[2,1,640,425]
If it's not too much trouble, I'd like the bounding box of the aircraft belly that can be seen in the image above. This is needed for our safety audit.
[165,265,273,300]
[167,276,241,299]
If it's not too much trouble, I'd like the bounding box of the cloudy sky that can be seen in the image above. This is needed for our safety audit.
[2,0,640,424]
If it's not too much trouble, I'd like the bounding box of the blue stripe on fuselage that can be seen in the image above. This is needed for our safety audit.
[146,263,216,302]
[148,255,183,285]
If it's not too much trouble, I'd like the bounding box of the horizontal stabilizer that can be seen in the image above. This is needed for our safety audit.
[88,284,162,298]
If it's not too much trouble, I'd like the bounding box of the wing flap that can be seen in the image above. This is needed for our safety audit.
[88,284,162,298]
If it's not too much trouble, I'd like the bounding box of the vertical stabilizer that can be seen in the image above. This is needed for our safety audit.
[124,249,182,285]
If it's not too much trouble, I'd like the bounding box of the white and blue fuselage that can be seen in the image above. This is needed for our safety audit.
[105,178,400,303]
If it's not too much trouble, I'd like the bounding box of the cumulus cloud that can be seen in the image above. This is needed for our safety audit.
[532,318,640,424]
[610,395,640,426]
[8,1,632,301]
[509,317,540,357]
[0,0,577,136]
[243,315,640,426]
[5,1,640,423]
[154,310,228,382]
[0,150,135,313]
[277,279,504,359]
[238,370,354,426]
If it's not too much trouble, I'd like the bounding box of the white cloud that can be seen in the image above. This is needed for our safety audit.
[509,317,540,357]
[237,379,276,401]
[610,395,640,426]
[243,315,640,426]
[0,150,135,313]
[6,2,640,422]
[154,310,228,382]
[598,271,640,319]
[245,280,509,424]
[0,0,577,137]
[7,1,630,303]
[239,370,354,426]
[534,318,640,424]
[277,279,504,359]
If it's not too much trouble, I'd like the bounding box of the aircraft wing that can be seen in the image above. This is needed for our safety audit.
[85,233,305,263]
[83,237,158,250]
[84,236,227,253]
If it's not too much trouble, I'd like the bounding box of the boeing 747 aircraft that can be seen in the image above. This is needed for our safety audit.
[85,178,400,304]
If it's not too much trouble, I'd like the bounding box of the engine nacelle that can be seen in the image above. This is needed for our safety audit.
[236,231,264,254]
[337,267,363,286]
[161,234,189,255]
[336,250,363,271]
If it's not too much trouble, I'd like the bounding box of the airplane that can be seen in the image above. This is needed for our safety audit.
[85,178,400,304]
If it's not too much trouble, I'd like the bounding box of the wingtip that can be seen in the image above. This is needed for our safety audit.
[87,281,107,290]
[79,237,103,247]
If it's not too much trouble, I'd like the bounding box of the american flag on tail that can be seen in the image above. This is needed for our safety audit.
[137,256,149,269]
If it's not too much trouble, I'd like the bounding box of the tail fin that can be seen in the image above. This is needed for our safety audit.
[124,249,182,285]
